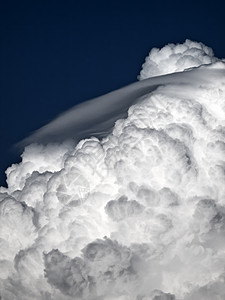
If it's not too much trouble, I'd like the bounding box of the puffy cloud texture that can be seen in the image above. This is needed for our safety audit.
[139,39,219,79]
[0,40,225,300]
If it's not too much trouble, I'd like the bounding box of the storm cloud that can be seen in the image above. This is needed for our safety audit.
[1,40,225,300]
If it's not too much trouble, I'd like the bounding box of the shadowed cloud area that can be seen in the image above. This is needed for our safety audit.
[1,40,225,300]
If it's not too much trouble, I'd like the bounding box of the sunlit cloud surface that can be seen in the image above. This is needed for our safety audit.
[1,40,225,300]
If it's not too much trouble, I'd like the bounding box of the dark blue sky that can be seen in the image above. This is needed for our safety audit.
[1,0,225,187]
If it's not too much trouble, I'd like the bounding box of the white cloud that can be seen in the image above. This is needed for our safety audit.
[0,41,225,300]
[139,39,219,79]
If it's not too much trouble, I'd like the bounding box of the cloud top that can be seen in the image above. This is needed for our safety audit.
[139,39,218,79]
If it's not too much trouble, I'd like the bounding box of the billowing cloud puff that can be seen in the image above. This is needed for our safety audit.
[0,41,225,300]
[105,196,144,221]
[44,238,138,299]
[139,39,219,79]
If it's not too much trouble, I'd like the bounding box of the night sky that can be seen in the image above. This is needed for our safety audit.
[1,0,225,187]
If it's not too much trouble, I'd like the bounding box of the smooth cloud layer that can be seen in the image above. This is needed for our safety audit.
[1,41,225,300]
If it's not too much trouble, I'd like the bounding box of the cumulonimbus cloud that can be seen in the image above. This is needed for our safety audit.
[1,40,225,300]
